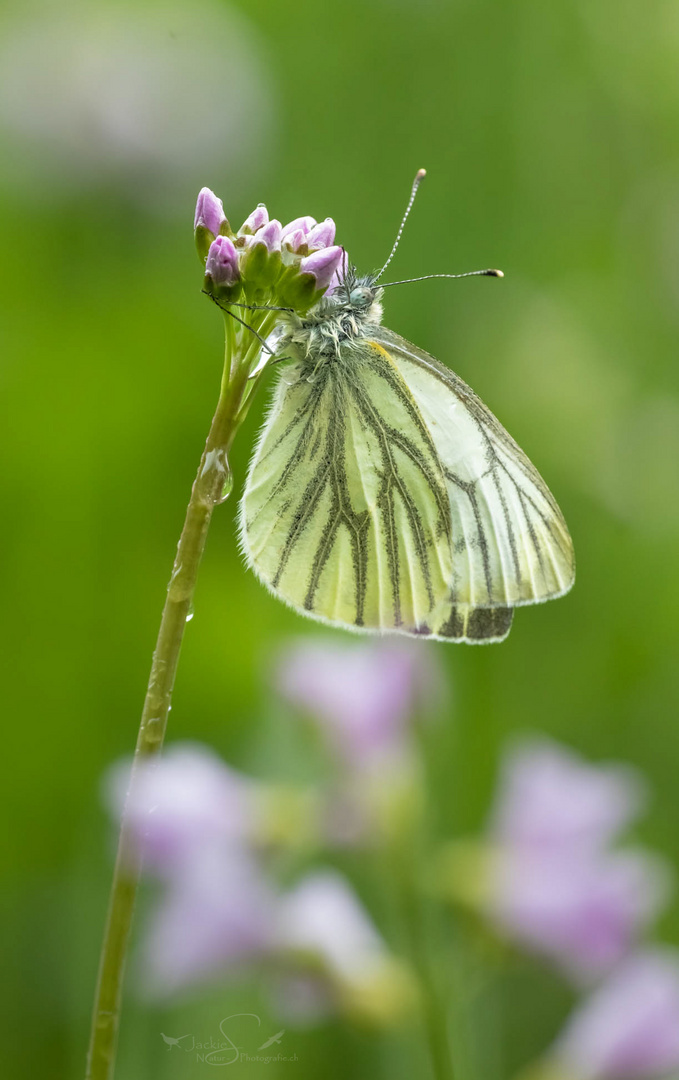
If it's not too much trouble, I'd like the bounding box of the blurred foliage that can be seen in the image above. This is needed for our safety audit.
[1,0,679,1076]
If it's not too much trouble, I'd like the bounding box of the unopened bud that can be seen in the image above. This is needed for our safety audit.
[281,215,316,238]
[204,236,241,299]
[194,187,227,261]
[257,219,282,253]
[300,246,345,292]
[240,204,269,235]
[283,228,307,254]
[306,218,336,250]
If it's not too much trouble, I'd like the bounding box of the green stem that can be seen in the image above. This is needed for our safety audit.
[398,855,455,1080]
[85,316,254,1080]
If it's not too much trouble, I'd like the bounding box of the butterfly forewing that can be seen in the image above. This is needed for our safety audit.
[371,327,575,607]
[240,346,455,634]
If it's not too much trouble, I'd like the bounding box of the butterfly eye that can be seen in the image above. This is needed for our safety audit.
[349,287,372,306]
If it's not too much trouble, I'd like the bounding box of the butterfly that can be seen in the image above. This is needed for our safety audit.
[239,174,574,643]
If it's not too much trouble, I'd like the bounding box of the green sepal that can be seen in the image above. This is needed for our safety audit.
[194,225,214,264]
[203,273,243,305]
[241,243,283,297]
[276,269,320,314]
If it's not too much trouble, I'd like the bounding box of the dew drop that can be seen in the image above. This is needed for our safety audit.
[202,447,233,505]
[217,466,234,505]
[185,603,195,623]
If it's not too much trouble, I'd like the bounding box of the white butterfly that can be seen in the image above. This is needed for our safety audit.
[239,178,574,643]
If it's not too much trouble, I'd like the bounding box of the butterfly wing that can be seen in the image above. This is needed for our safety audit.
[371,326,575,610]
[240,346,466,636]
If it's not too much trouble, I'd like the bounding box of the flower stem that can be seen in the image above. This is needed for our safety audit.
[399,856,455,1080]
[85,315,257,1080]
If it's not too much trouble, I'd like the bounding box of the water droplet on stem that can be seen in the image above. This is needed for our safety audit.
[201,447,233,505]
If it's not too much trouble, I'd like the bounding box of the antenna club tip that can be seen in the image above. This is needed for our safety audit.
[487,268,504,278]
[416,168,427,179]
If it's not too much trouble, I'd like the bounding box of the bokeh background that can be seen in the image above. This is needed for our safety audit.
[2,0,679,1076]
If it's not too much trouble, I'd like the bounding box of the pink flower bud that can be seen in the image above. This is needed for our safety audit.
[300,246,346,292]
[306,218,336,250]
[194,186,226,235]
[281,215,316,238]
[240,203,269,233]
[283,228,306,253]
[205,235,240,287]
[326,249,349,296]
[257,219,282,252]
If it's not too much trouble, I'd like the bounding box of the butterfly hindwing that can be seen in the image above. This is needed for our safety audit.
[372,327,575,608]
[240,345,456,635]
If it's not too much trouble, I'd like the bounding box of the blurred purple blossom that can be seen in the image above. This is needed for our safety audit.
[275,638,439,769]
[141,842,275,995]
[552,950,679,1079]
[104,742,255,873]
[489,848,669,981]
[272,870,412,1025]
[194,186,226,236]
[490,740,645,854]
[467,740,671,981]
[276,870,387,983]
[104,741,405,1011]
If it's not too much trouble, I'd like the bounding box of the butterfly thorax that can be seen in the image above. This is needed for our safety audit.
[277,275,384,365]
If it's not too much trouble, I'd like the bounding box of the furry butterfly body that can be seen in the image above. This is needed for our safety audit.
[240,276,574,642]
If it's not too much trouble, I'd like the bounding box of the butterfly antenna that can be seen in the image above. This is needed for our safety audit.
[374,168,427,282]
[380,268,504,288]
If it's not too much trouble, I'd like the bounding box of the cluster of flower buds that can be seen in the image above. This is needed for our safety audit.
[194,187,345,312]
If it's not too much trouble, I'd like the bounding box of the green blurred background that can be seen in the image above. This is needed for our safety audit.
[2,0,679,1076]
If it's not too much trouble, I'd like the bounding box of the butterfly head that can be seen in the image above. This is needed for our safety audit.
[325,270,383,320]
[347,281,380,311]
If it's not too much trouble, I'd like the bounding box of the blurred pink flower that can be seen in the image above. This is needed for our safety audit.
[490,739,645,853]
[141,841,275,995]
[473,740,670,981]
[275,638,439,769]
[0,3,274,204]
[271,870,407,1024]
[490,848,669,981]
[104,742,255,873]
[552,950,679,1079]
[276,870,386,984]
[104,742,403,1010]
